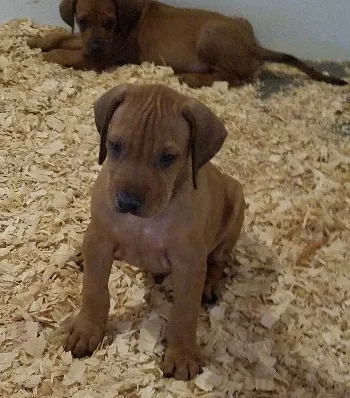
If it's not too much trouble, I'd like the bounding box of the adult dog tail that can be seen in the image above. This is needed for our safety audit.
[257,47,348,86]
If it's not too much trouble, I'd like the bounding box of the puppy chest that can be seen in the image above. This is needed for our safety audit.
[113,224,172,274]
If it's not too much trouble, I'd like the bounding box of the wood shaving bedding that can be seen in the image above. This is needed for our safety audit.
[0,19,349,398]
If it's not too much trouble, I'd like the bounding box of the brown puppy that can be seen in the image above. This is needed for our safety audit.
[64,83,245,380]
[28,0,347,87]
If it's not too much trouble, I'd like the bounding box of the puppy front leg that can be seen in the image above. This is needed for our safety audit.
[27,31,74,51]
[64,222,114,357]
[42,49,87,70]
[162,247,207,380]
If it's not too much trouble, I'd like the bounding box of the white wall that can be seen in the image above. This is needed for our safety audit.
[1,0,350,61]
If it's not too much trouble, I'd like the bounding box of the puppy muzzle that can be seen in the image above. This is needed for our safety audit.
[116,191,144,215]
[86,38,104,58]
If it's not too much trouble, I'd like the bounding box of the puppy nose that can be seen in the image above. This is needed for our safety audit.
[87,38,103,56]
[116,191,144,214]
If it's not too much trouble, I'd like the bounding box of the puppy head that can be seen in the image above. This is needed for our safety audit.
[94,84,227,218]
[59,0,145,62]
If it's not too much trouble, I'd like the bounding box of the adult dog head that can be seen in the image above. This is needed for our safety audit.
[93,83,227,218]
[59,0,147,64]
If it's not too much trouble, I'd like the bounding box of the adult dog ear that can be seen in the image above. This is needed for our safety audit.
[94,83,131,165]
[117,0,146,38]
[182,100,228,189]
[59,0,78,33]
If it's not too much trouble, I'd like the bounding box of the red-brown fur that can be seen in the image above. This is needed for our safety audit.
[27,0,347,87]
[64,83,245,380]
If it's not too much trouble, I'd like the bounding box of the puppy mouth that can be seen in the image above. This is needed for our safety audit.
[115,200,168,219]
[107,184,172,219]
[116,206,154,219]
[83,45,107,61]
[138,198,171,219]
[116,207,141,217]
[84,51,105,62]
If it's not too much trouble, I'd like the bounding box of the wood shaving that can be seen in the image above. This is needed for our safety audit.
[138,312,164,353]
[296,237,328,266]
[195,367,223,392]
[1,19,349,398]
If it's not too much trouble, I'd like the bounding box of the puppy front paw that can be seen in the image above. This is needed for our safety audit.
[70,251,84,271]
[177,73,199,88]
[161,345,202,380]
[42,50,64,64]
[64,312,105,358]
[27,37,42,49]
[27,31,72,51]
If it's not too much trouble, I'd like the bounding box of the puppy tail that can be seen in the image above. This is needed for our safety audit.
[257,47,348,86]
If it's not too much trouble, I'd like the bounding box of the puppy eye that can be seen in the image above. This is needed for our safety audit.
[77,17,88,31]
[110,141,123,158]
[158,153,178,168]
[103,19,115,30]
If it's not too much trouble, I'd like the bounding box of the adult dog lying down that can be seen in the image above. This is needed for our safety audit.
[64,83,245,380]
[28,0,347,88]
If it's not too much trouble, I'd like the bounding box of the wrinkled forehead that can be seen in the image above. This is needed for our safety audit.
[76,0,116,17]
[108,91,190,152]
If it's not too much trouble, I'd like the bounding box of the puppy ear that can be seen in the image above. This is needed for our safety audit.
[59,0,77,33]
[182,100,228,189]
[94,83,131,165]
[117,0,144,38]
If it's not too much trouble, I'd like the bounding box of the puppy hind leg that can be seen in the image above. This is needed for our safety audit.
[202,248,229,304]
[70,251,84,271]
[177,73,217,88]
[197,22,261,87]
[178,69,244,88]
[202,180,245,305]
